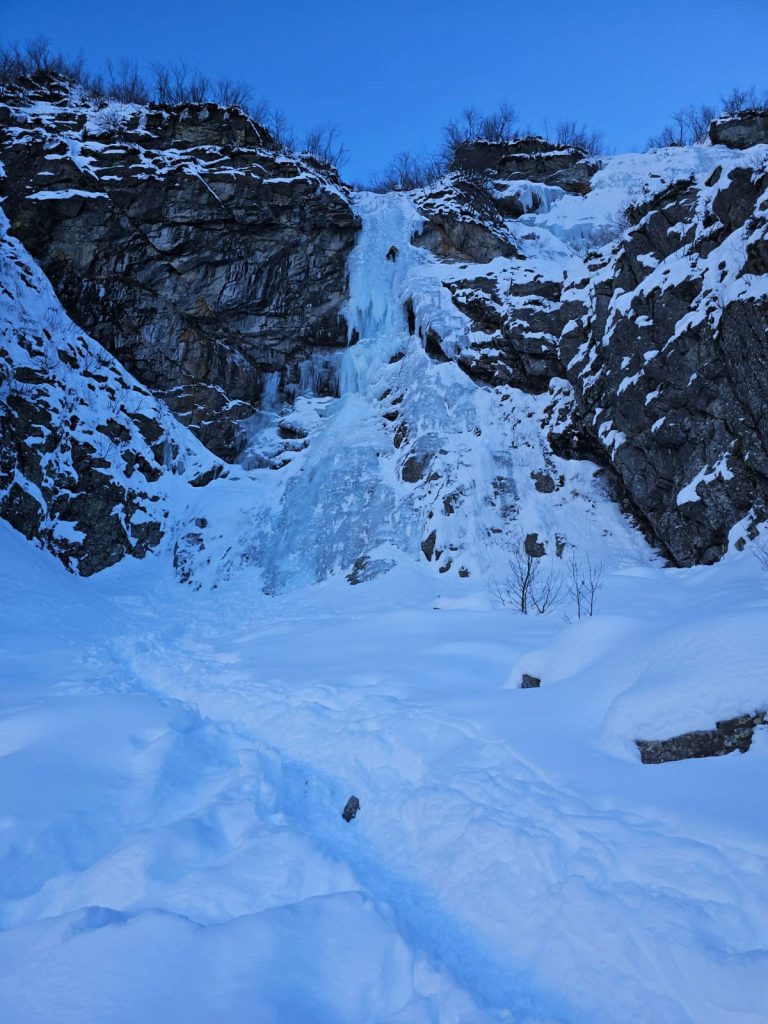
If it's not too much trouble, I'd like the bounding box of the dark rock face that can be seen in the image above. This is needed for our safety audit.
[0,216,217,574]
[420,529,438,561]
[0,77,360,459]
[532,471,557,493]
[412,179,516,263]
[710,110,768,149]
[450,137,598,195]
[346,554,396,585]
[636,712,766,763]
[560,163,768,565]
[411,177,578,394]
[447,270,574,393]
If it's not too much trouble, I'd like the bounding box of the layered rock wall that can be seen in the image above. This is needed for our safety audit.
[0,76,359,459]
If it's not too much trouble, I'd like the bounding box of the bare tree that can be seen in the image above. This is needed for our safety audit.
[302,123,348,170]
[490,544,562,614]
[0,36,85,84]
[565,555,605,618]
[478,102,518,143]
[442,102,518,165]
[265,107,295,150]
[104,59,149,104]
[372,150,446,191]
[153,61,210,105]
[554,119,603,155]
[753,537,768,574]
[529,563,564,613]
[720,86,768,115]
[213,77,253,110]
[647,103,717,149]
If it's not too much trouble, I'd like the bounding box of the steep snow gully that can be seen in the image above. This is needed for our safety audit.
[1,190,768,1024]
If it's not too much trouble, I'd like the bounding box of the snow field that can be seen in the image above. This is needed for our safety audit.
[1,521,767,1022]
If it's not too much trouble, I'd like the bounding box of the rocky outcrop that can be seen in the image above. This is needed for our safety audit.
[521,674,541,688]
[418,128,768,566]
[636,711,766,763]
[710,110,768,149]
[0,76,359,459]
[412,178,516,262]
[412,148,596,393]
[0,207,218,575]
[560,160,768,565]
[448,269,582,393]
[341,796,360,822]
[449,137,598,195]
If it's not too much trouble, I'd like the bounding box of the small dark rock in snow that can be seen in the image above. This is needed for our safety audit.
[532,471,557,493]
[521,674,541,688]
[342,795,360,822]
[524,533,546,558]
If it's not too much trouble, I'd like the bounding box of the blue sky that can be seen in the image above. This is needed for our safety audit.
[3,0,768,181]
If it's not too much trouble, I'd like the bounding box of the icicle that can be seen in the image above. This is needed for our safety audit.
[260,371,281,411]
[298,353,340,397]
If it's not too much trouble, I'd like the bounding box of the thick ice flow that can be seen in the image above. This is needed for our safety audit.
[226,190,648,591]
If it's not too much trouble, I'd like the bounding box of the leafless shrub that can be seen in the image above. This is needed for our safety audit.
[753,537,768,574]
[565,555,605,618]
[442,102,518,165]
[647,87,768,150]
[90,102,131,137]
[153,61,210,105]
[302,123,348,169]
[372,150,446,192]
[0,35,85,84]
[647,103,717,148]
[553,119,603,155]
[213,78,253,110]
[720,86,768,115]
[263,107,295,150]
[490,545,563,614]
[103,59,149,104]
[609,205,634,239]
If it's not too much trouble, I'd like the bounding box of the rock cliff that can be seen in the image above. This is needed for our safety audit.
[0,75,359,459]
[2,73,768,579]
[411,135,768,565]
[0,203,220,574]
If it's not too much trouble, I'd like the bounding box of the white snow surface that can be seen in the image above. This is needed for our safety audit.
[1,517,767,1023]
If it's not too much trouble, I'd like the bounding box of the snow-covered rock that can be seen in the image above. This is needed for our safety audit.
[0,75,359,459]
[0,204,221,574]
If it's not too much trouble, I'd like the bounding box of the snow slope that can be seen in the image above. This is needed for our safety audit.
[1,516,767,1023]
